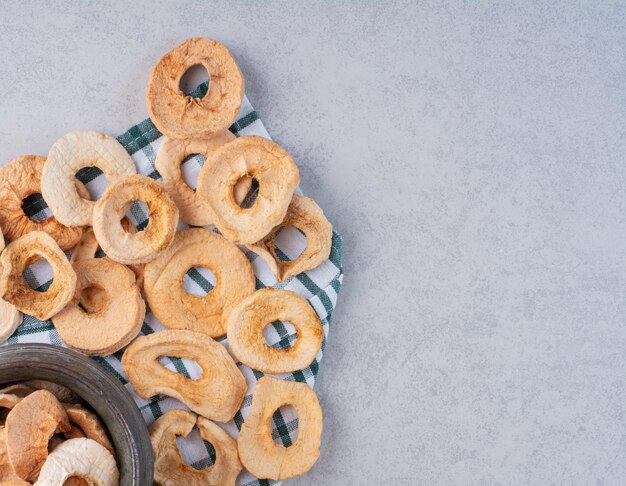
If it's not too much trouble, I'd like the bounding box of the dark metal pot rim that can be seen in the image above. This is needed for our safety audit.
[0,343,153,486]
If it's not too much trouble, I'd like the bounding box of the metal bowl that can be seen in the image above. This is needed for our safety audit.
[0,343,153,485]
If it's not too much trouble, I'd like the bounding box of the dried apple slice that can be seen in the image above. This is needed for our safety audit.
[150,409,241,485]
[143,228,255,337]
[5,390,71,482]
[122,330,246,422]
[34,438,118,486]
[248,194,332,281]
[0,232,77,321]
[227,288,323,374]
[93,175,179,265]
[196,135,300,244]
[238,376,323,480]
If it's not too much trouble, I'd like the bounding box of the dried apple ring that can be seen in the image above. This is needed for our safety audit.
[5,390,71,482]
[119,217,146,290]
[93,175,179,265]
[146,37,244,139]
[42,131,136,227]
[64,405,113,453]
[149,409,242,486]
[194,416,241,484]
[238,376,323,480]
[34,438,118,486]
[227,288,323,374]
[52,258,144,356]
[0,155,86,250]
[233,175,254,206]
[0,299,21,344]
[121,330,246,422]
[154,130,235,225]
[0,480,29,486]
[0,257,19,345]
[0,232,77,321]
[196,135,300,244]
[143,228,255,337]
[248,194,333,282]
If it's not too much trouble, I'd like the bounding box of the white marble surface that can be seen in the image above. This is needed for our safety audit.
[1,1,625,484]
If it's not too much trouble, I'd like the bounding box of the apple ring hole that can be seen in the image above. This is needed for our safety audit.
[22,256,53,292]
[176,426,217,470]
[21,192,53,223]
[234,176,259,209]
[183,266,216,297]
[64,476,88,485]
[263,320,298,350]
[271,405,299,447]
[274,226,307,262]
[157,356,204,380]
[125,200,149,232]
[75,166,107,201]
[78,284,109,315]
[179,63,209,98]
[180,153,207,191]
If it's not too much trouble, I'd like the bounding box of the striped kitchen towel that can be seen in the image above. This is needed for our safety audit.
[5,82,343,486]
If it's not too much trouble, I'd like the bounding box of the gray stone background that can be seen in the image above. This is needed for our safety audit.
[1,1,625,484]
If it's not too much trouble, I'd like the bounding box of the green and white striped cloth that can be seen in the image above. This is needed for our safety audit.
[4,83,343,486]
